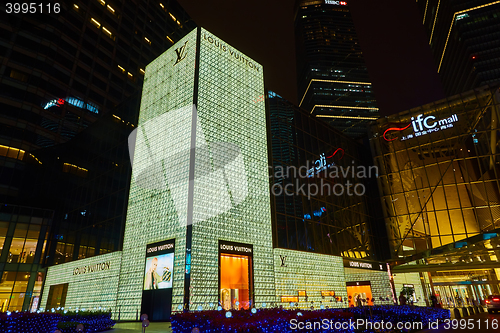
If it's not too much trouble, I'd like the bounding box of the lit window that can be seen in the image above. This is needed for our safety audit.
[99,0,105,5]
[62,163,88,177]
[90,18,101,28]
[9,69,28,82]
[166,36,174,44]
[144,37,151,45]
[102,26,113,39]
[106,4,115,14]
[73,4,79,11]
[169,12,177,22]
[127,72,133,79]
[139,68,145,75]
[159,3,164,9]
[117,65,126,73]
[0,145,25,161]
[281,296,299,303]
[28,154,42,164]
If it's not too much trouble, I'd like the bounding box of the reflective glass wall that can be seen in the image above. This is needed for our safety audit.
[369,85,500,258]
[268,92,385,259]
[0,205,52,311]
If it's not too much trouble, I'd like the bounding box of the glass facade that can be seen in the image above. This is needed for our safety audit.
[371,84,500,306]
[32,96,140,266]
[268,92,386,259]
[0,205,52,311]
[295,0,378,137]
[370,84,500,257]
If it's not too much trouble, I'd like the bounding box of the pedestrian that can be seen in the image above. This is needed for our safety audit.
[430,295,438,307]
[356,295,362,307]
[399,292,407,306]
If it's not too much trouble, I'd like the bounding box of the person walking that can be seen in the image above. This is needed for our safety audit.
[399,292,407,306]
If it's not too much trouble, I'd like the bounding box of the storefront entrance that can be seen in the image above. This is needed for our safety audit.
[346,281,373,307]
[434,282,497,308]
[45,283,68,310]
[219,241,253,310]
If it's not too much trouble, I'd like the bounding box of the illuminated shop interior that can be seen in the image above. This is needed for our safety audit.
[219,253,252,310]
[346,282,373,307]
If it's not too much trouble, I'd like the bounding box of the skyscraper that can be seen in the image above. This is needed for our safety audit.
[0,0,195,312]
[268,91,387,260]
[417,0,500,96]
[0,0,195,203]
[295,0,378,138]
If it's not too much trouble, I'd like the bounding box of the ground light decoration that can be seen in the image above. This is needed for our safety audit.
[170,305,450,333]
[0,309,114,333]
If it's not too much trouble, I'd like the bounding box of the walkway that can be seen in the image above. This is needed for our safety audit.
[111,322,172,333]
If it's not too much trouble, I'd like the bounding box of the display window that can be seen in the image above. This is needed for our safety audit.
[219,241,254,311]
[141,239,175,321]
[346,282,373,307]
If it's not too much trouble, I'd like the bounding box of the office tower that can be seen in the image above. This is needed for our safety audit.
[34,95,140,266]
[268,91,387,260]
[0,0,194,312]
[417,0,500,96]
[0,0,194,203]
[295,0,379,138]
[370,84,500,304]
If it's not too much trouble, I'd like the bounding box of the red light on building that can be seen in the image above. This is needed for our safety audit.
[383,123,411,141]
[340,1,347,5]
[57,98,65,105]
[472,55,476,60]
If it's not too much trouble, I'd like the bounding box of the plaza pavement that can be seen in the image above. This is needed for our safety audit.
[111,321,172,333]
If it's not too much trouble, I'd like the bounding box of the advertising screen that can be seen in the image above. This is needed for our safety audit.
[143,253,174,290]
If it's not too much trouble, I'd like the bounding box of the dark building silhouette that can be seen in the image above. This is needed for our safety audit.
[31,94,140,266]
[417,0,500,96]
[0,0,195,312]
[267,91,388,260]
[295,0,378,138]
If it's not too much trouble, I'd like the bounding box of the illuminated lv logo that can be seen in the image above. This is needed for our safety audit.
[174,41,188,65]
[280,255,287,267]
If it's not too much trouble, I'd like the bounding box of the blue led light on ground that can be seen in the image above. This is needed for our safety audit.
[170,306,450,333]
[0,310,114,333]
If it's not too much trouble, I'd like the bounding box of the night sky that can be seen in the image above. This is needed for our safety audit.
[178,0,445,116]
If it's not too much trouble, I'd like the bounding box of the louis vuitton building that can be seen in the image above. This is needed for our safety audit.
[40,28,392,320]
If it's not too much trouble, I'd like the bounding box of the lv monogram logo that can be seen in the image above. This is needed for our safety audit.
[280,255,287,267]
[174,40,188,66]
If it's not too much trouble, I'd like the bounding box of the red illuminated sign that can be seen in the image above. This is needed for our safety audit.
[383,123,411,141]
